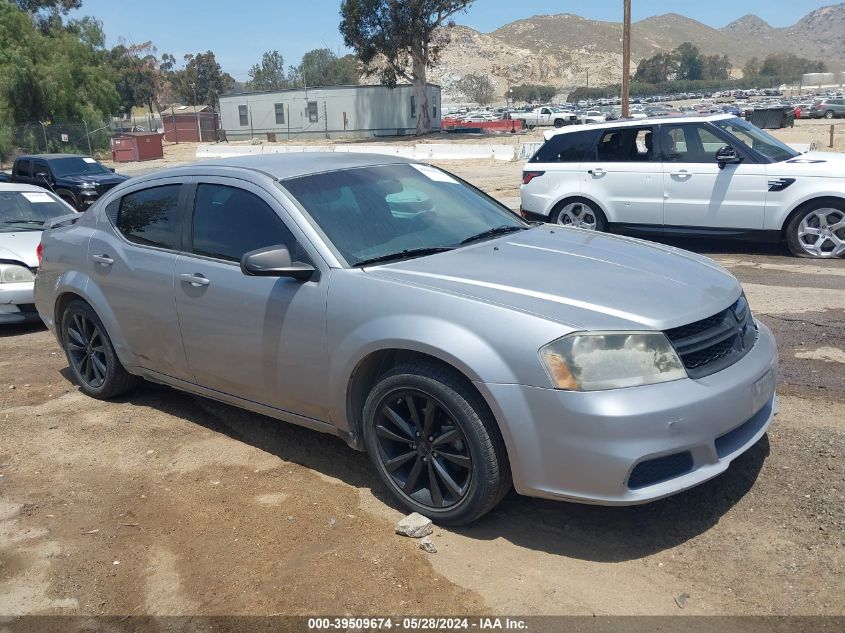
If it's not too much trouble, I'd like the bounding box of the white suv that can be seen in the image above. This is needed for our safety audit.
[520,113,845,258]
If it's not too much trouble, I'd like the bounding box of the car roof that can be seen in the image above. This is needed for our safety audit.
[15,154,88,160]
[544,113,736,140]
[148,152,420,182]
[0,183,57,193]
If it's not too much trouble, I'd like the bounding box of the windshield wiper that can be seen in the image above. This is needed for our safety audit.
[4,220,45,225]
[353,246,455,268]
[458,225,527,245]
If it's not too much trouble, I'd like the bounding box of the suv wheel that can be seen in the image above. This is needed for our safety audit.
[824,110,835,119]
[552,199,607,231]
[362,363,511,526]
[61,300,140,398]
[786,202,845,258]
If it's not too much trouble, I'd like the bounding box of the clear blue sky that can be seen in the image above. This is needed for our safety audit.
[70,0,838,81]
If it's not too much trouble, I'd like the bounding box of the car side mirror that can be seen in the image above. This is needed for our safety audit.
[35,171,50,180]
[240,245,316,281]
[716,146,741,169]
[109,167,115,173]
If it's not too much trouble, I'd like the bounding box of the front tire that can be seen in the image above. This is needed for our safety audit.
[824,110,835,119]
[362,363,511,526]
[785,201,845,258]
[61,300,139,398]
[551,198,607,231]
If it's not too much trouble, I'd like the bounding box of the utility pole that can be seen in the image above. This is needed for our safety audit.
[621,0,631,118]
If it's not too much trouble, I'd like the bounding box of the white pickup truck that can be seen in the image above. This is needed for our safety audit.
[509,107,577,129]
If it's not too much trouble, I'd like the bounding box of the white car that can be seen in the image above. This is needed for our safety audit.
[0,184,77,324]
[519,114,845,258]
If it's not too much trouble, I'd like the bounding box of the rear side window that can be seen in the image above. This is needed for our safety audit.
[594,127,656,162]
[116,185,181,250]
[190,184,304,263]
[16,160,31,177]
[530,130,598,163]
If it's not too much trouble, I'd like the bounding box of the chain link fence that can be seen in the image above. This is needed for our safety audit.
[1,115,163,166]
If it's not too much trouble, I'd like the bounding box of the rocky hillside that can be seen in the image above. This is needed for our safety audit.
[433,3,845,102]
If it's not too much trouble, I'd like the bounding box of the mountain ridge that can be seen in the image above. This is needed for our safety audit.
[429,4,844,101]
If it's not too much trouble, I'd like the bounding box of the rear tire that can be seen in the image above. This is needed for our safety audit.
[785,200,845,258]
[61,300,140,399]
[362,362,511,526]
[551,198,608,231]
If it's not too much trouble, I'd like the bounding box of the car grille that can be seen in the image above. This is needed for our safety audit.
[664,296,758,379]
[95,182,118,195]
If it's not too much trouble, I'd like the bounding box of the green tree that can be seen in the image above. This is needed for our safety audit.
[510,84,558,103]
[455,72,494,105]
[247,50,288,91]
[675,42,703,81]
[291,48,359,87]
[108,42,163,116]
[340,0,474,135]
[759,53,826,78]
[701,54,731,81]
[13,0,82,31]
[166,51,234,108]
[633,52,676,84]
[0,2,118,123]
[743,57,760,79]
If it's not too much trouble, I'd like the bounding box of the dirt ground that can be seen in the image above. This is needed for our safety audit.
[2,147,845,623]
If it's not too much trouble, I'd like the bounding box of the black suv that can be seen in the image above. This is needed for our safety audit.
[11,154,129,211]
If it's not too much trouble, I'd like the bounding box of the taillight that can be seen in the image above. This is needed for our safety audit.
[36,242,43,266]
[522,171,545,185]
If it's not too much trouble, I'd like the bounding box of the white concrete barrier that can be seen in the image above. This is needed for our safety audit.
[196,144,263,159]
[415,144,515,161]
[195,142,518,162]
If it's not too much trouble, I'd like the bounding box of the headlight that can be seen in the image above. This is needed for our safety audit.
[0,264,36,284]
[539,332,687,391]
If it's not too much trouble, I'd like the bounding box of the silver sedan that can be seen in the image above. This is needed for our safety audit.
[34,154,778,524]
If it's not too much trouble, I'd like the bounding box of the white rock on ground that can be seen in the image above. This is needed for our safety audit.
[395,512,433,538]
[419,536,437,554]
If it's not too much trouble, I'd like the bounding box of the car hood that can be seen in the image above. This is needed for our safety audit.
[365,227,741,331]
[60,173,129,186]
[0,230,42,267]
[775,151,845,177]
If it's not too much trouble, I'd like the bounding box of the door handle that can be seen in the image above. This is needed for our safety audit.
[180,273,210,287]
[670,170,692,178]
[92,254,113,266]
[588,168,606,176]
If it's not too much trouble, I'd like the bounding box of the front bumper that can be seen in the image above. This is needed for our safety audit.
[0,282,39,324]
[477,321,778,505]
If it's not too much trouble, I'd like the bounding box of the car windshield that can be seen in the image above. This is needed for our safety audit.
[49,157,111,177]
[281,163,528,266]
[0,190,72,231]
[713,117,799,162]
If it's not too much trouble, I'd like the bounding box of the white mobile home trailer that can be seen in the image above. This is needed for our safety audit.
[218,84,441,140]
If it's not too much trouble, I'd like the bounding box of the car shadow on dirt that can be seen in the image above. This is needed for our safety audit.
[645,236,789,257]
[104,378,769,564]
[0,322,46,338]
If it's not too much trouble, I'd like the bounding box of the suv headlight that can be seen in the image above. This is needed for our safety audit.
[0,264,36,284]
[539,332,687,391]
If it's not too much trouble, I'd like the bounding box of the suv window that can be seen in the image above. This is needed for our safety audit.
[661,124,726,163]
[531,130,599,163]
[16,160,31,177]
[594,127,656,162]
[116,185,182,250]
[190,184,306,263]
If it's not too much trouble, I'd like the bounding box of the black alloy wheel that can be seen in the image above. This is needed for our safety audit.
[66,312,109,389]
[61,300,139,399]
[373,389,472,509]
